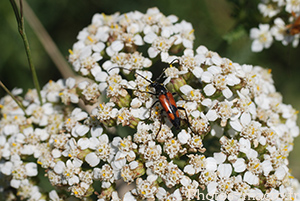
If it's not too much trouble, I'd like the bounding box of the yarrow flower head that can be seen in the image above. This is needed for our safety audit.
[1,7,300,201]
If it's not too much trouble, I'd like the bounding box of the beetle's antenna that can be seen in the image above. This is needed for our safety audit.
[108,67,153,84]
[156,59,180,81]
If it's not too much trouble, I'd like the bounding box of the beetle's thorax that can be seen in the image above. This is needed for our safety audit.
[151,82,167,95]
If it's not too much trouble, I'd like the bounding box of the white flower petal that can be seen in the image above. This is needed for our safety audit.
[192,67,203,78]
[201,71,213,83]
[148,47,159,58]
[201,98,212,107]
[226,74,240,86]
[183,164,195,175]
[222,87,233,99]
[68,175,80,185]
[244,171,259,185]
[49,190,60,201]
[66,77,76,88]
[178,129,191,144]
[262,160,273,176]
[111,40,124,52]
[1,161,13,175]
[101,181,112,188]
[206,109,218,121]
[233,158,246,173]
[144,32,157,43]
[111,158,126,170]
[130,98,142,108]
[123,192,137,201]
[99,82,108,92]
[78,138,90,150]
[196,45,208,54]
[214,152,226,164]
[218,163,232,178]
[10,179,21,189]
[25,162,38,177]
[85,152,100,167]
[251,40,264,52]
[203,84,216,96]
[161,52,169,62]
[133,34,144,45]
[229,120,243,132]
[275,166,287,180]
[240,112,251,126]
[75,125,89,136]
[205,157,217,171]
[106,46,115,57]
[52,149,62,158]
[54,161,65,174]
[180,85,193,95]
[93,42,105,52]
[95,71,108,82]
[207,181,218,195]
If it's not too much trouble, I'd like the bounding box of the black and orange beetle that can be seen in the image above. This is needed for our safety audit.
[109,60,192,136]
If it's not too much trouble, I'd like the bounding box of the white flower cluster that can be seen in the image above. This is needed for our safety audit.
[250,0,300,52]
[0,7,300,201]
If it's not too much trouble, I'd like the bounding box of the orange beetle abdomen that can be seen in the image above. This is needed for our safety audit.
[158,92,180,129]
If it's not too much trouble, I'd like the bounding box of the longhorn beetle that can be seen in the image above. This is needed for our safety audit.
[109,59,194,137]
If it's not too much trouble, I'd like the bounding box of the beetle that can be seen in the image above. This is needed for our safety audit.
[109,59,193,136]
[286,12,300,35]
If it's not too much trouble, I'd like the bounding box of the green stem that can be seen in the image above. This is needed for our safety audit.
[0,81,28,117]
[9,0,43,105]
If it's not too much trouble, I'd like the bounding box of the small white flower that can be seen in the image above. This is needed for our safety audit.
[286,0,300,13]
[196,45,222,66]
[250,24,273,52]
[258,3,280,18]
[147,36,175,61]
[115,136,137,161]
[201,66,233,99]
[271,18,288,43]
[135,177,157,200]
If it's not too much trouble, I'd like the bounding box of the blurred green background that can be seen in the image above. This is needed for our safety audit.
[1,0,300,178]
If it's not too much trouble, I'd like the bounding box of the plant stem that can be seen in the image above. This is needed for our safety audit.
[10,0,43,105]
[22,0,75,79]
[0,81,28,117]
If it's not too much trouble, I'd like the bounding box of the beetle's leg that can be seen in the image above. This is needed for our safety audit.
[177,106,196,135]
[132,87,160,121]
[172,92,186,101]
[144,100,159,121]
[155,110,164,139]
